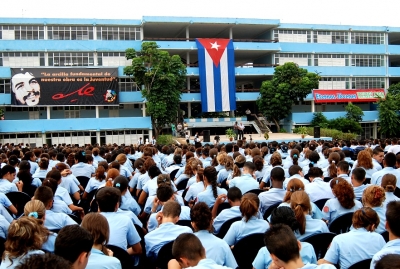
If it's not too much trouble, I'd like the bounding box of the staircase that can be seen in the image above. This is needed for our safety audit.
[251,114,272,135]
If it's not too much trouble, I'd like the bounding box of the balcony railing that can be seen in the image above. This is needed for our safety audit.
[185,63,278,67]
[181,88,260,93]
[143,37,279,43]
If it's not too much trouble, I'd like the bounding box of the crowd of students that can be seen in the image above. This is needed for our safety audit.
[0,138,398,268]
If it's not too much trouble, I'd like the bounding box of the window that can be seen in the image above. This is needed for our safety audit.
[351,55,385,67]
[351,32,384,45]
[48,52,94,66]
[352,77,385,89]
[319,77,350,89]
[98,52,132,66]
[119,78,140,92]
[65,110,80,118]
[47,26,93,40]
[273,29,311,43]
[274,53,311,66]
[0,52,45,67]
[0,79,10,93]
[0,25,44,40]
[314,54,348,66]
[313,31,348,44]
[96,26,140,40]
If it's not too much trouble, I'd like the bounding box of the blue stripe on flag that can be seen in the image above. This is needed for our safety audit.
[196,40,209,112]
[227,40,236,110]
[213,63,223,112]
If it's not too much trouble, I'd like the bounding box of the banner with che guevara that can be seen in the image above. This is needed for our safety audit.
[11,67,118,106]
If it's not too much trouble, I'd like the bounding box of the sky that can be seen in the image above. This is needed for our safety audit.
[2,0,400,27]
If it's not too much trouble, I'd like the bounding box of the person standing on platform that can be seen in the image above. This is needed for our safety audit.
[233,122,239,140]
[238,122,245,140]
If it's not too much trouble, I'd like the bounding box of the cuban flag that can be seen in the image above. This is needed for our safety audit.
[196,38,236,112]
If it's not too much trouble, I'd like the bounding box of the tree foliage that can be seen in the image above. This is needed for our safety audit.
[345,103,364,122]
[310,112,329,128]
[328,117,363,134]
[257,62,320,132]
[124,42,186,136]
[378,85,400,136]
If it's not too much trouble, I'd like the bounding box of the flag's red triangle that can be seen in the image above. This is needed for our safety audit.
[197,39,231,67]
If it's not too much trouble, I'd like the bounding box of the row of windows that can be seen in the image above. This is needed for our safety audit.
[0,25,141,40]
[4,104,142,111]
[275,54,385,67]
[319,77,385,89]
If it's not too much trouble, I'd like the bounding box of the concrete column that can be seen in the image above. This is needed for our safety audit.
[140,27,144,40]
[149,129,153,140]
[95,106,99,118]
[188,102,191,118]
[94,52,98,66]
[93,26,97,40]
[96,131,100,144]
[229,27,233,39]
[142,103,146,117]
[46,106,50,119]
[42,133,46,145]
[373,122,378,139]
[311,100,315,113]
[186,26,189,40]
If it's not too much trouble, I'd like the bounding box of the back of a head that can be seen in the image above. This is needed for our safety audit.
[55,225,93,264]
[352,207,380,231]
[308,167,323,178]
[382,174,397,193]
[190,202,212,231]
[173,154,182,165]
[227,186,242,202]
[113,175,129,193]
[352,167,366,183]
[14,253,72,269]
[264,224,300,263]
[148,165,161,179]
[162,200,181,218]
[156,183,174,202]
[288,165,302,177]
[172,233,204,263]
[289,191,311,235]
[270,207,300,233]
[34,186,54,207]
[240,193,259,222]
[375,254,400,269]
[96,187,121,212]
[337,161,349,173]
[271,167,285,182]
[332,178,355,209]
[362,185,385,208]
[243,161,256,173]
[385,153,396,168]
[24,200,46,221]
[386,201,400,238]
[81,213,110,253]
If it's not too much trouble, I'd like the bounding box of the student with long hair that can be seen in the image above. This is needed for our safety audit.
[185,158,203,188]
[138,166,162,206]
[128,158,144,193]
[362,185,387,234]
[136,157,156,196]
[174,157,193,185]
[354,150,377,178]
[217,155,234,184]
[381,174,400,206]
[185,167,205,205]
[318,207,385,269]
[215,152,227,172]
[302,150,321,175]
[227,155,246,181]
[253,155,268,183]
[290,191,329,240]
[53,163,82,199]
[114,176,141,216]
[283,149,300,169]
[81,213,121,269]
[83,164,107,199]
[190,202,237,268]
[21,151,38,175]
[322,178,362,224]
[223,193,269,246]
[323,152,340,178]
[104,168,120,188]
[0,165,21,193]
[32,157,49,180]
[196,166,227,208]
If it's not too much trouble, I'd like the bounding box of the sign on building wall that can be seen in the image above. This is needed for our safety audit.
[11,68,118,106]
[313,89,385,103]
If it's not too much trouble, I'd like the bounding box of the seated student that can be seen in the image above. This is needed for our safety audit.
[82,164,107,199]
[322,178,362,224]
[114,154,132,180]
[33,186,77,231]
[212,187,243,234]
[169,233,232,269]
[196,166,227,208]
[190,202,238,268]
[32,157,50,180]
[81,213,122,269]
[223,193,269,246]
[318,207,385,269]
[375,254,400,269]
[14,170,38,197]
[0,191,17,217]
[0,213,9,239]
[227,161,259,194]
[184,167,205,205]
[70,151,95,178]
[381,174,400,206]
[305,167,334,202]
[283,165,309,190]
[351,167,369,200]
[185,159,203,189]
[136,157,156,197]
[129,158,144,193]
[253,207,317,269]
[147,183,191,232]
[264,224,336,269]
[371,201,400,269]
[0,165,21,194]
[53,163,83,196]
[165,154,183,174]
[54,225,93,269]
[138,165,162,206]
[260,152,285,189]
[336,161,351,183]
[96,187,142,256]
[144,200,193,260]
[372,152,400,186]
[14,252,72,269]
[279,179,323,220]
[0,217,46,269]
[290,191,329,240]
[113,176,141,216]
[362,185,387,234]
[24,200,57,253]
[258,167,287,216]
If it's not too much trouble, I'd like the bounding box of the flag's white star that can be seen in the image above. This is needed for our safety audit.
[210,41,220,51]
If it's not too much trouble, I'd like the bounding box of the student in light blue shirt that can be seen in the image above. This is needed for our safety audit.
[259,167,287,216]
[283,165,309,190]
[96,187,142,256]
[0,165,19,194]
[322,178,362,224]
[71,151,96,178]
[371,153,400,186]
[21,151,38,175]
[381,174,400,206]
[113,176,141,216]
[370,201,400,269]
[223,193,269,246]
[83,164,107,199]
[144,200,193,260]
[318,207,385,269]
[212,187,242,234]
[138,166,162,206]
[0,214,9,239]
[217,156,233,184]
[351,167,369,200]
[362,185,387,234]
[228,161,259,195]
[129,158,144,193]
[81,213,122,269]
[191,202,238,268]
[196,166,227,208]
[253,207,317,269]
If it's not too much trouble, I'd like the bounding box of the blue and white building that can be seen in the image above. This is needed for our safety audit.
[0,16,399,145]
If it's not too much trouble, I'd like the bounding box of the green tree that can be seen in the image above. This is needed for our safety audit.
[257,62,320,132]
[378,92,400,137]
[345,103,364,122]
[328,117,362,134]
[123,42,186,136]
[310,112,329,128]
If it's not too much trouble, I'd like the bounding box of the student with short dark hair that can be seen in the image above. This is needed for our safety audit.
[305,167,334,202]
[54,225,93,269]
[15,253,72,269]
[227,161,259,194]
[351,167,368,200]
[283,165,308,190]
[259,167,286,216]
[212,187,243,234]
[336,161,351,183]
[371,153,400,186]
[375,254,400,269]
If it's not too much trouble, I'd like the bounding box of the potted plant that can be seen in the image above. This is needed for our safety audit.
[226,128,235,141]
[264,132,269,140]
[297,126,308,139]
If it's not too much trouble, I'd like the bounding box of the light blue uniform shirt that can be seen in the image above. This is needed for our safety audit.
[13,177,42,188]
[370,239,400,269]
[144,222,193,259]
[384,192,400,206]
[71,162,95,178]
[304,178,335,202]
[322,198,362,223]
[195,230,238,268]
[0,193,12,209]
[229,174,259,194]
[0,250,44,269]
[0,215,9,239]
[217,169,232,184]
[301,264,337,269]
[173,167,185,181]
[186,175,197,188]
[137,172,150,190]
[32,169,48,180]
[120,165,131,179]
[85,177,106,193]
[324,227,385,269]
[144,195,185,214]
[42,232,57,253]
[283,175,310,190]
[115,208,143,227]
[296,215,329,240]
[29,160,39,175]
[223,216,269,246]
[120,192,141,216]
[213,206,242,234]
[185,181,205,202]
[187,258,233,269]
[353,184,369,200]
[147,205,191,232]
[100,211,141,251]
[279,202,323,220]
[258,188,286,216]
[196,185,227,208]
[59,175,79,195]
[0,179,17,194]
[253,242,317,269]
[371,167,400,187]
[175,173,189,185]
[0,204,13,223]
[54,186,73,206]
[86,248,122,269]
[371,206,386,234]
[44,210,77,230]
[129,171,142,189]
[51,199,72,214]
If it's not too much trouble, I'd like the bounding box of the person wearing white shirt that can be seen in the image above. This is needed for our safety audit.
[372,147,384,171]
[304,167,334,203]
[259,167,286,216]
[228,162,259,195]
[165,155,183,174]
[388,138,400,155]
[70,151,95,178]
[283,165,309,190]
[372,153,400,187]
[138,137,144,145]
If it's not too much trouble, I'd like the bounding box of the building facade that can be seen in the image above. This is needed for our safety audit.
[0,16,399,145]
